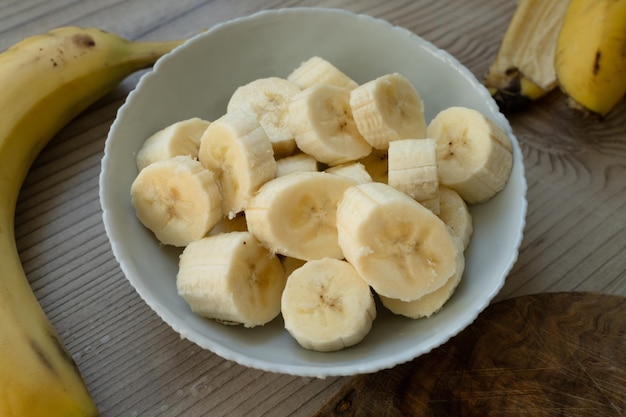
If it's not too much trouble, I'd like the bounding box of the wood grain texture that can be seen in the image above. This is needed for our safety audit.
[3,0,625,416]
[498,93,626,300]
[311,292,626,417]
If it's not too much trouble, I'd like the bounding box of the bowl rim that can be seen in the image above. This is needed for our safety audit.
[100,6,527,377]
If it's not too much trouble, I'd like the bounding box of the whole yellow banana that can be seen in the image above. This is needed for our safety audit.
[555,0,626,116]
[0,27,184,416]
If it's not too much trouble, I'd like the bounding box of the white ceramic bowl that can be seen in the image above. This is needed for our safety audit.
[100,7,527,377]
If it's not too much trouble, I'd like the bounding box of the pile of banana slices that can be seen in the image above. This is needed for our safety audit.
[130,57,513,352]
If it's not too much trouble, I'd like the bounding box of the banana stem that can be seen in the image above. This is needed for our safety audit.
[125,38,187,66]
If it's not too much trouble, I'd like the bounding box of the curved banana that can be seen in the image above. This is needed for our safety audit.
[555,0,626,116]
[0,27,184,417]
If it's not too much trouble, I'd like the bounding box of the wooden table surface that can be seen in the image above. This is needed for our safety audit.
[3,1,625,416]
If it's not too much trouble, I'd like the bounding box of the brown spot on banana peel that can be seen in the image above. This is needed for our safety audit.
[29,325,83,379]
[72,33,96,48]
[42,32,97,69]
[593,50,601,76]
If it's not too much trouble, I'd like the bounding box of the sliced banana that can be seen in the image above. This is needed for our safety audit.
[350,73,427,150]
[176,232,286,328]
[379,244,465,319]
[288,84,372,166]
[131,60,503,344]
[426,106,513,204]
[198,109,276,218]
[438,186,473,249]
[245,171,356,261]
[388,138,440,214]
[136,117,210,171]
[130,155,222,247]
[287,56,358,90]
[336,182,459,302]
[227,77,300,158]
[358,148,388,183]
[281,258,376,352]
[325,161,373,184]
[275,152,319,177]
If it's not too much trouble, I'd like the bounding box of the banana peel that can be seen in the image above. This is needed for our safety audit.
[485,0,626,117]
[554,0,626,117]
[484,0,570,112]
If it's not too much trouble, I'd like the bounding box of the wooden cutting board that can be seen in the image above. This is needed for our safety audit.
[311,292,626,417]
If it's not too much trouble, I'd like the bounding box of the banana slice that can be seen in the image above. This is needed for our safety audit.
[379,244,465,319]
[130,155,222,247]
[336,182,459,301]
[227,77,300,158]
[281,258,376,352]
[438,186,473,249]
[350,73,427,150]
[325,161,373,184]
[358,148,388,183]
[275,152,319,177]
[176,232,286,328]
[388,138,440,214]
[245,171,356,261]
[288,84,372,166]
[198,109,276,218]
[287,56,358,90]
[426,106,513,204]
[136,117,211,171]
